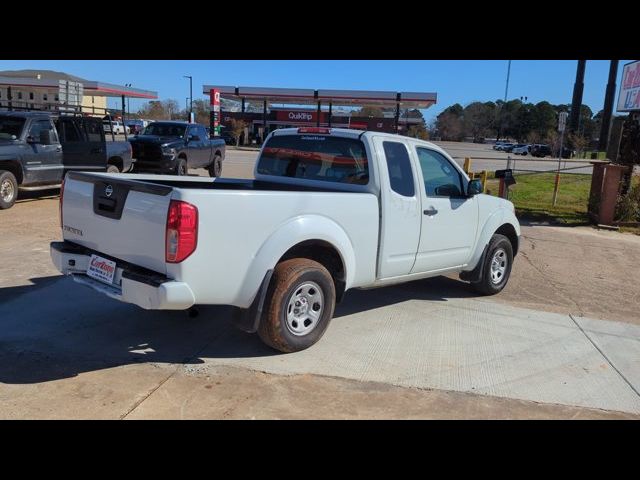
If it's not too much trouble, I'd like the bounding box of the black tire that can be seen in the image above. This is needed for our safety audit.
[0,170,18,210]
[471,234,513,295]
[106,164,119,174]
[208,155,222,178]
[258,258,336,353]
[176,158,188,176]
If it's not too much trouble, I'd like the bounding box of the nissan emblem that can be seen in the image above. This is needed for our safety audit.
[105,184,113,197]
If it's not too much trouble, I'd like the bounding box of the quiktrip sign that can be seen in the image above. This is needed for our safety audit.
[209,88,221,135]
[618,61,640,112]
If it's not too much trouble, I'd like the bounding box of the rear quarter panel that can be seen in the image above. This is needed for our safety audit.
[167,189,379,308]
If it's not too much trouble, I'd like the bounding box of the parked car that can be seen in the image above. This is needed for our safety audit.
[530,144,575,159]
[129,121,226,176]
[52,127,521,352]
[492,141,507,150]
[103,120,130,135]
[124,119,145,135]
[0,111,133,209]
[530,144,552,157]
[501,143,517,153]
[512,144,531,155]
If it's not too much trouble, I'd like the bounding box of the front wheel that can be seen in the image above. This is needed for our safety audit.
[471,234,513,295]
[258,258,336,353]
[0,170,18,209]
[106,164,119,174]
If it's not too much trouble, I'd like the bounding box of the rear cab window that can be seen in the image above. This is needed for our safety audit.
[257,134,369,185]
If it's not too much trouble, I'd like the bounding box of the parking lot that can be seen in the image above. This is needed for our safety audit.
[2,147,640,419]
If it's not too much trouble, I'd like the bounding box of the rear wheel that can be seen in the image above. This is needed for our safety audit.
[471,234,513,295]
[258,258,336,353]
[208,155,222,177]
[106,164,119,174]
[0,170,18,210]
[176,158,188,176]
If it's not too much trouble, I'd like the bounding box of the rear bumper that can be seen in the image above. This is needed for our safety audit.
[50,241,195,310]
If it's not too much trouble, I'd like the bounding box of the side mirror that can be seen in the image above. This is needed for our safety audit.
[467,179,483,196]
[40,129,52,145]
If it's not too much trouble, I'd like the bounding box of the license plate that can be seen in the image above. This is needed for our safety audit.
[86,254,117,285]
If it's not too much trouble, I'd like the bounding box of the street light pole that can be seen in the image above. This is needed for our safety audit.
[497,60,512,141]
[183,75,193,122]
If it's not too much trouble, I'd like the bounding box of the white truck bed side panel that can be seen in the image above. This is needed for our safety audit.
[167,189,379,308]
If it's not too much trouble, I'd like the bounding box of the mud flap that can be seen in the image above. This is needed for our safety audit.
[459,243,489,284]
[231,269,274,333]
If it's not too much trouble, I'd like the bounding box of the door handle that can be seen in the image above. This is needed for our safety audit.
[423,208,438,216]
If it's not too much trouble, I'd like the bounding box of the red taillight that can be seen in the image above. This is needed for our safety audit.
[59,176,65,228]
[165,200,198,263]
[297,127,331,134]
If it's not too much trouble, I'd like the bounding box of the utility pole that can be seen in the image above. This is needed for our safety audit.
[497,60,512,141]
[598,60,619,152]
[569,60,587,134]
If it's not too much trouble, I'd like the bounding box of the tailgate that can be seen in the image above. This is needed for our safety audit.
[61,172,172,274]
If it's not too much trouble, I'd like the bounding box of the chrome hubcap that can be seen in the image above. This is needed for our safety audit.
[285,281,324,336]
[1,179,14,203]
[490,248,508,284]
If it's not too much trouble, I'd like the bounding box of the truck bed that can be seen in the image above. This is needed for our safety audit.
[61,171,380,308]
[68,172,369,193]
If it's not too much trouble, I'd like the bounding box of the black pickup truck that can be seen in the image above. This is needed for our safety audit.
[129,121,225,176]
[0,111,133,209]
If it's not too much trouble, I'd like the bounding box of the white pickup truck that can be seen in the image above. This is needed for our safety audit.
[51,127,520,352]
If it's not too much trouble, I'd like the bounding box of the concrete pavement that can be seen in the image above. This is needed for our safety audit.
[1,271,639,418]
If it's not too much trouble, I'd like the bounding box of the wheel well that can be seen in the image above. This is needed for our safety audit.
[0,160,23,184]
[279,240,347,302]
[107,156,123,172]
[495,223,519,255]
[178,153,187,160]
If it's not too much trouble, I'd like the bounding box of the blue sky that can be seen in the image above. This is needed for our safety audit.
[0,60,632,121]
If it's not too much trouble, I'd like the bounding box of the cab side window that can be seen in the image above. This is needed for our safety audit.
[415,147,463,197]
[29,120,58,144]
[383,141,415,197]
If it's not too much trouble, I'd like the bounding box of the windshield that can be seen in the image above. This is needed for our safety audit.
[257,134,369,185]
[141,123,186,138]
[0,116,26,140]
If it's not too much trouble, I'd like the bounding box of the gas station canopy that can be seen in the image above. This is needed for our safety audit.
[202,85,437,109]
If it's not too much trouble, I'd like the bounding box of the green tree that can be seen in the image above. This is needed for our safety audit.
[463,102,492,141]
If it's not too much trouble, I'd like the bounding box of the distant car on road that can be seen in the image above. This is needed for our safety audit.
[512,144,531,155]
[493,141,507,150]
[500,143,516,153]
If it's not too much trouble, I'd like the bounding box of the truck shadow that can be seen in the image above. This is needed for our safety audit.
[0,274,478,385]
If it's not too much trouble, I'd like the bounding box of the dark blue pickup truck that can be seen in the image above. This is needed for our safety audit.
[129,121,225,177]
[0,111,133,209]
